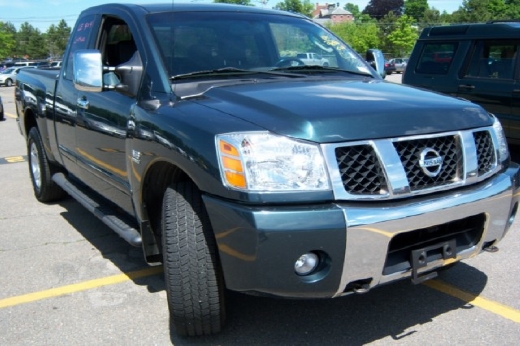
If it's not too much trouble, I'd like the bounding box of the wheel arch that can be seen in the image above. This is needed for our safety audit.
[138,160,191,261]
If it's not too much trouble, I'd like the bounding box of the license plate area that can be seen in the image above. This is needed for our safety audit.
[410,239,457,284]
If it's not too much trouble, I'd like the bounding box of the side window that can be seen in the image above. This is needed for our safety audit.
[64,14,96,81]
[464,40,518,80]
[415,43,457,74]
[100,20,136,67]
[97,17,140,88]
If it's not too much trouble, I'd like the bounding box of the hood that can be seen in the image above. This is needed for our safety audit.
[195,79,493,143]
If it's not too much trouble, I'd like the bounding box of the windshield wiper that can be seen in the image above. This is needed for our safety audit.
[270,65,374,77]
[170,67,305,80]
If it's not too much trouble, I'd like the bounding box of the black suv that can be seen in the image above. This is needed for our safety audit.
[403,20,519,145]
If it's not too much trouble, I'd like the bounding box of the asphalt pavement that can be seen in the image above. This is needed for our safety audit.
[0,77,519,345]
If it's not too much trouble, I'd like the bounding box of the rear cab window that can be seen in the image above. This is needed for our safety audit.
[415,43,457,74]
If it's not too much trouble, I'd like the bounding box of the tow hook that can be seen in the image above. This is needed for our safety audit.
[483,245,499,253]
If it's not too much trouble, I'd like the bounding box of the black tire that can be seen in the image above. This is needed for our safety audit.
[27,127,66,202]
[161,181,226,336]
[5,79,13,87]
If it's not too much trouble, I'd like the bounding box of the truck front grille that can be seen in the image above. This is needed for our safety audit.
[393,135,463,191]
[473,131,495,176]
[335,145,386,195]
[326,127,500,200]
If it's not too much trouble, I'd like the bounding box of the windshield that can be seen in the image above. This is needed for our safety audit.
[2,67,15,74]
[147,10,374,79]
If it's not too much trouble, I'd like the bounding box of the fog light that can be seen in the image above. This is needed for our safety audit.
[294,253,319,276]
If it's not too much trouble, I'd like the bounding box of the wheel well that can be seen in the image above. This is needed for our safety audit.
[141,161,190,241]
[23,107,37,136]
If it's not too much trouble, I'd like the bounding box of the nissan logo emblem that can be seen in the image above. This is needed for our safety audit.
[419,148,443,177]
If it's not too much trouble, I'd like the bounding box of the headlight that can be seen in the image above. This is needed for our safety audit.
[216,132,330,191]
[492,116,509,163]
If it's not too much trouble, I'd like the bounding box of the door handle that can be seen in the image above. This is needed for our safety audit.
[77,97,89,109]
[458,84,475,90]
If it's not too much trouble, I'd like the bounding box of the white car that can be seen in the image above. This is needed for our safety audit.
[0,66,35,87]
[296,52,330,66]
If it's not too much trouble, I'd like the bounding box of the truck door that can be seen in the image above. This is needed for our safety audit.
[457,40,516,140]
[54,14,97,173]
[73,16,141,213]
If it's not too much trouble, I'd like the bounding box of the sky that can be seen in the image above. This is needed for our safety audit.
[1,0,464,32]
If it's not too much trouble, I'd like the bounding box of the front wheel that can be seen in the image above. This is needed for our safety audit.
[161,181,226,336]
[27,127,66,202]
[5,79,13,87]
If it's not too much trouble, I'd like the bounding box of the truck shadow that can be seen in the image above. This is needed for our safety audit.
[173,262,487,345]
[57,197,488,345]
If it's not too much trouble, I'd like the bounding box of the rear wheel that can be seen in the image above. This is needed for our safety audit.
[27,127,66,202]
[161,181,226,336]
[5,79,13,87]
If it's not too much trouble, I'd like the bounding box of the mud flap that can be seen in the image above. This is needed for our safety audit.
[411,239,457,284]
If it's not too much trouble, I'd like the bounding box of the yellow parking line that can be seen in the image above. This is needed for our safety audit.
[0,266,163,309]
[1,266,519,325]
[6,112,16,119]
[424,279,520,323]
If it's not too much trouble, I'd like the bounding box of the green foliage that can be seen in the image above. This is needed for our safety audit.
[404,0,428,22]
[450,0,520,23]
[274,0,314,17]
[344,3,361,17]
[327,21,380,54]
[363,0,405,19]
[386,14,418,56]
[0,22,16,58]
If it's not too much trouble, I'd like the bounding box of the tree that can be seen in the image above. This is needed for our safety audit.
[363,0,404,19]
[0,22,16,59]
[344,2,361,17]
[404,0,428,22]
[15,22,47,59]
[504,0,520,18]
[327,21,380,54]
[450,0,520,23]
[45,20,71,59]
[274,0,314,17]
[377,11,399,54]
[386,14,418,56]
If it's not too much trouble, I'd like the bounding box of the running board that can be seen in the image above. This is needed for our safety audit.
[52,173,142,247]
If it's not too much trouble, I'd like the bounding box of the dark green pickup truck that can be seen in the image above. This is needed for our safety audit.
[15,3,520,336]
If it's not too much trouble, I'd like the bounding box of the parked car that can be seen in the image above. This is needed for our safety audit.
[295,52,330,66]
[384,60,396,74]
[0,66,35,87]
[0,95,4,121]
[389,58,408,73]
[403,20,520,144]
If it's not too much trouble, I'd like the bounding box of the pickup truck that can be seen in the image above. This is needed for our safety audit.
[15,3,520,337]
[296,52,330,66]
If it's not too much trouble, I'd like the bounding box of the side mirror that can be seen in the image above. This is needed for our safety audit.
[366,49,386,78]
[73,50,103,92]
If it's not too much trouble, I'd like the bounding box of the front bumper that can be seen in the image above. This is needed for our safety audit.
[203,163,519,298]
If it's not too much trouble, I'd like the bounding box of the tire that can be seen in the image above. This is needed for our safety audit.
[27,127,66,202]
[5,79,13,87]
[161,181,226,336]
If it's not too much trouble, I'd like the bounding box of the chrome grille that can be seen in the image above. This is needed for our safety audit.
[393,135,462,191]
[335,145,386,195]
[324,127,500,201]
[473,131,495,176]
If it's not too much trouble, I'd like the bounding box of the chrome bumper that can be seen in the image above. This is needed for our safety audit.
[335,164,520,297]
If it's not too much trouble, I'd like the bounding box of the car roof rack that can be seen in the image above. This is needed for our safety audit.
[486,19,520,24]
